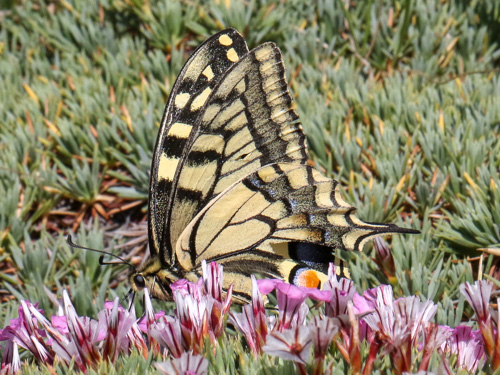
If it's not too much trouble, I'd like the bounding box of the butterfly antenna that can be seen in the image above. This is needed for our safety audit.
[67,235,136,270]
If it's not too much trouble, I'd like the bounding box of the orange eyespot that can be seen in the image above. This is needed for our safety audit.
[296,269,321,289]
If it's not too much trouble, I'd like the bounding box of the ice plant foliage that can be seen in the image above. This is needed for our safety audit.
[0,265,497,374]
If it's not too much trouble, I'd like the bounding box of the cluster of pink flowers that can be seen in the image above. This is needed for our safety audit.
[0,259,496,374]
[230,266,487,374]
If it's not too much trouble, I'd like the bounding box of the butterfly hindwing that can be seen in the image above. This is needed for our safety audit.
[174,163,414,300]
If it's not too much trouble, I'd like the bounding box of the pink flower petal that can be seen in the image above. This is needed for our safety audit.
[257,279,281,295]
[51,316,69,335]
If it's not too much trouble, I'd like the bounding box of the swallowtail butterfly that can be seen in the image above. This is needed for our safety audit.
[128,29,418,303]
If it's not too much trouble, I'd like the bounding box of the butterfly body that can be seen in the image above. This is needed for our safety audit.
[130,29,417,303]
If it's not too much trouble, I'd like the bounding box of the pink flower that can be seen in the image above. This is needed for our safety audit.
[202,261,224,303]
[461,281,492,322]
[323,264,357,318]
[171,278,204,301]
[0,341,21,375]
[170,279,190,294]
[258,279,329,331]
[0,300,55,367]
[418,323,452,371]
[51,316,69,335]
[445,325,485,372]
[372,237,395,276]
[309,316,339,358]
[137,296,165,334]
[0,291,105,372]
[263,325,313,374]
[362,286,438,373]
[154,261,233,355]
[363,290,437,346]
[175,293,210,354]
[98,297,147,361]
[229,276,268,355]
[395,296,437,342]
[308,316,340,375]
[148,315,186,358]
[0,262,494,374]
[155,351,208,375]
[353,286,381,314]
[257,279,331,302]
[460,280,499,368]
[59,291,103,368]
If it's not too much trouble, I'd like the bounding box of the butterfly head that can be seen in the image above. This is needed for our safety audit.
[129,257,183,301]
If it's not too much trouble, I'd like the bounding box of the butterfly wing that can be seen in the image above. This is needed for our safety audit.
[150,32,308,266]
[175,163,417,301]
[149,29,249,263]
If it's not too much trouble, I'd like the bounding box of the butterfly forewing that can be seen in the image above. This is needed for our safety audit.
[165,42,308,260]
[149,29,249,264]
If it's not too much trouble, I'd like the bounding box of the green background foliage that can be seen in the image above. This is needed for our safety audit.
[0,0,499,372]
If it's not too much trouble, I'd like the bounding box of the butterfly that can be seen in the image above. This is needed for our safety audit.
[128,29,418,303]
